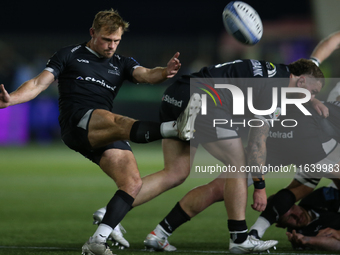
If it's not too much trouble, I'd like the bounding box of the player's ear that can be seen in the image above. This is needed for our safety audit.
[296,76,306,88]
[89,27,95,37]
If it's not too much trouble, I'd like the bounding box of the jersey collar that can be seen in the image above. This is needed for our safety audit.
[85,45,103,58]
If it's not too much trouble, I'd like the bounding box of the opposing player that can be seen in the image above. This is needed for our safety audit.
[0,9,200,255]
[92,58,327,253]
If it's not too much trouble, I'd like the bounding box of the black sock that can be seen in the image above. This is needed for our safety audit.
[260,189,296,225]
[129,121,162,143]
[101,190,134,229]
[228,220,248,244]
[159,202,191,234]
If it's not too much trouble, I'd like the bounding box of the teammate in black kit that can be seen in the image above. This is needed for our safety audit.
[0,9,201,255]
[142,99,339,253]
[149,59,327,253]
[93,58,326,253]
[184,59,325,253]
[279,187,340,251]
[248,101,340,242]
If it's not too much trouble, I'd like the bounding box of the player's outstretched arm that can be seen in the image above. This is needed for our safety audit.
[2,70,54,108]
[310,31,340,65]
[132,52,181,84]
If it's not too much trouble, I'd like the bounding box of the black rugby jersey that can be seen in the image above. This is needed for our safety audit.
[266,101,340,167]
[45,42,140,123]
[266,104,334,167]
[288,187,340,237]
[191,59,289,79]
[184,59,291,120]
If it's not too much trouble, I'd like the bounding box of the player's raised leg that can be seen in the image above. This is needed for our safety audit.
[86,93,201,147]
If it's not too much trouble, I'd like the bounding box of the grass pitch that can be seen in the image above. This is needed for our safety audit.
[0,142,335,255]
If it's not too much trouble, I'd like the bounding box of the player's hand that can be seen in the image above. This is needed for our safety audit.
[311,98,329,118]
[286,230,308,246]
[0,84,10,109]
[251,188,267,212]
[317,228,340,241]
[166,52,181,78]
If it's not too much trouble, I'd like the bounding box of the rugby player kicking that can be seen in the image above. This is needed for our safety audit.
[0,9,200,255]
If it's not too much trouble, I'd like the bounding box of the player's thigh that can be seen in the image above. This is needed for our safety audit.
[202,137,245,165]
[88,109,136,147]
[202,138,246,178]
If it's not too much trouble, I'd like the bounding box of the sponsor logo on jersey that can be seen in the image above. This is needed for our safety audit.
[71,45,81,52]
[75,76,116,92]
[162,94,183,107]
[268,130,293,138]
[108,69,120,75]
[266,62,277,77]
[85,77,116,91]
[108,65,120,75]
[77,59,89,63]
[250,59,263,77]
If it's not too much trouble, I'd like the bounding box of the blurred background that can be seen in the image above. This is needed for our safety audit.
[1,0,340,146]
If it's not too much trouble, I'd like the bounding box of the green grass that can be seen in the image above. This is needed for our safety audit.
[0,142,335,255]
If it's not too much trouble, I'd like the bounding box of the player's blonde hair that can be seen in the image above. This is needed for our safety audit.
[92,9,129,34]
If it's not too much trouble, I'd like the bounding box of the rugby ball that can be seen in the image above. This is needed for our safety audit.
[222,1,263,45]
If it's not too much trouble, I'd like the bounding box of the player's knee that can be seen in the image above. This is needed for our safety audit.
[173,172,189,186]
[165,167,190,187]
[214,188,224,201]
[120,175,142,198]
[209,181,224,201]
